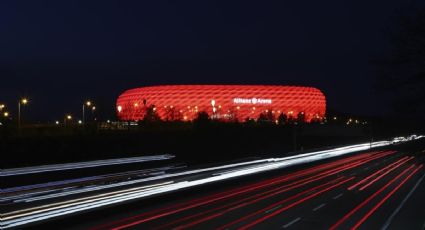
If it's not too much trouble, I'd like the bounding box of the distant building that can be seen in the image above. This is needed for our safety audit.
[116,85,326,122]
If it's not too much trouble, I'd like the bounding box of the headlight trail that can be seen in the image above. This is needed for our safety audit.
[1,154,175,176]
[1,135,422,229]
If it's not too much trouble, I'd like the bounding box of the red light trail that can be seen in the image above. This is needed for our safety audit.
[95,150,404,230]
[329,164,421,230]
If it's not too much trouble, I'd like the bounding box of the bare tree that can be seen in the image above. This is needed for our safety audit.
[143,105,161,123]
[378,7,425,119]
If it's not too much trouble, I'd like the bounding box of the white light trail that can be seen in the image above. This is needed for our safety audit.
[1,154,175,176]
[1,135,422,229]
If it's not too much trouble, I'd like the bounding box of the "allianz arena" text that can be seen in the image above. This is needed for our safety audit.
[233,98,272,105]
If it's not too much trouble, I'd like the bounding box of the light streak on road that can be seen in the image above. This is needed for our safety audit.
[1,165,184,203]
[329,164,419,230]
[352,165,423,229]
[1,154,175,176]
[1,136,421,229]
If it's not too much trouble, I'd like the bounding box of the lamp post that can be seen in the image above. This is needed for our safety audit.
[82,101,93,124]
[64,114,72,126]
[18,98,28,128]
[0,104,6,119]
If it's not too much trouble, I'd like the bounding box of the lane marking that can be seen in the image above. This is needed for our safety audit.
[381,171,425,230]
[351,165,422,229]
[265,205,282,214]
[282,217,301,228]
[348,157,411,191]
[329,165,417,230]
[333,193,343,200]
[312,203,326,211]
[234,178,355,230]
[359,157,413,191]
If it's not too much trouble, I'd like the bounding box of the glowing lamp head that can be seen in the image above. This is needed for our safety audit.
[86,101,92,106]
[117,105,123,113]
[3,112,9,117]
[66,115,72,120]
[21,98,28,105]
[0,104,5,109]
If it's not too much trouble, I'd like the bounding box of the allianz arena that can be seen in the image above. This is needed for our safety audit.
[116,85,326,122]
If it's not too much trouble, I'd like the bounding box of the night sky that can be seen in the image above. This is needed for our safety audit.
[1,1,423,122]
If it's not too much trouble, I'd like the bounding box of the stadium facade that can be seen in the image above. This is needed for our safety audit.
[116,85,326,122]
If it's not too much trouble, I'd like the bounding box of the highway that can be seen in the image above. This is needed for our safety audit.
[2,136,425,229]
[82,146,425,230]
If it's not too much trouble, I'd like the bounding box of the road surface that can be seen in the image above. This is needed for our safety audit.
[3,138,425,229]
[79,144,425,230]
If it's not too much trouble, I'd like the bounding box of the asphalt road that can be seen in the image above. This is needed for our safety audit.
[22,140,425,230]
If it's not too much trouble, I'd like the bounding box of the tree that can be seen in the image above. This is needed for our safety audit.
[257,110,275,123]
[277,113,288,125]
[377,7,425,120]
[193,111,210,126]
[143,105,161,123]
[297,112,306,124]
[257,113,268,123]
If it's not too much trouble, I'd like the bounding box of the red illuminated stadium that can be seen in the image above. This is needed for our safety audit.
[116,85,326,122]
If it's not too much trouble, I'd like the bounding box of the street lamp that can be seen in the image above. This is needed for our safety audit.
[18,98,28,128]
[64,114,72,126]
[82,100,94,124]
[0,104,5,110]
[3,111,9,117]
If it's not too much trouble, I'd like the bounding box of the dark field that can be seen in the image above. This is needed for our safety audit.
[1,122,391,169]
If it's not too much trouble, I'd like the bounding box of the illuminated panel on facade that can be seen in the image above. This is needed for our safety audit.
[116,85,326,122]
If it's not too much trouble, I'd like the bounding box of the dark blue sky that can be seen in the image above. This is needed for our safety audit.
[0,1,422,121]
